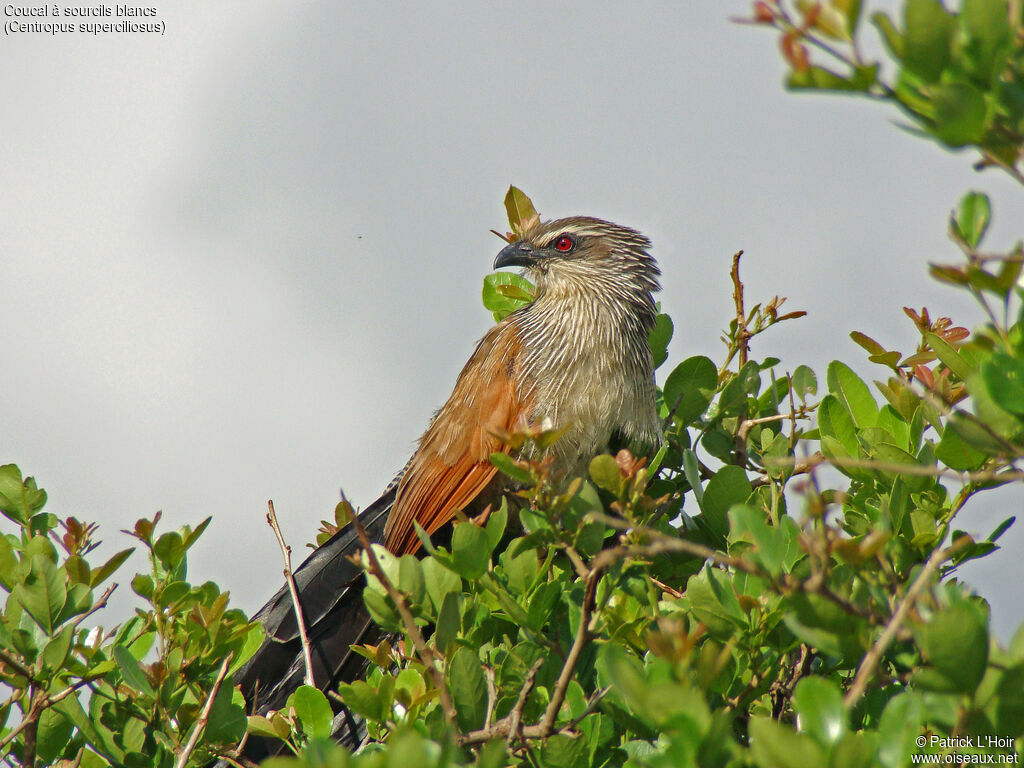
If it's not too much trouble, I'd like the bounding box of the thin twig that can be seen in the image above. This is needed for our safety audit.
[771,644,812,718]
[0,647,35,681]
[764,451,1024,483]
[587,512,761,575]
[738,410,812,443]
[349,513,457,726]
[266,500,315,688]
[459,556,609,747]
[565,686,610,731]
[505,658,544,747]
[175,653,234,768]
[731,251,750,369]
[484,666,497,730]
[751,452,824,488]
[71,583,118,631]
[0,689,43,755]
[843,537,970,709]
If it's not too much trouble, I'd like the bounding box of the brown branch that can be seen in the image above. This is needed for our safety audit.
[349,514,457,726]
[460,554,610,747]
[751,452,825,488]
[20,686,43,768]
[731,250,750,369]
[537,565,601,735]
[843,537,971,709]
[564,686,610,732]
[563,545,590,580]
[266,500,315,687]
[71,583,118,631]
[0,686,46,763]
[771,644,813,718]
[593,511,886,626]
[587,512,762,575]
[764,451,1024,484]
[505,658,544,747]
[175,653,233,768]
[0,646,35,681]
[484,666,497,730]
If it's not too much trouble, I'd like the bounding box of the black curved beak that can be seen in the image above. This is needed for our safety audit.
[493,240,537,270]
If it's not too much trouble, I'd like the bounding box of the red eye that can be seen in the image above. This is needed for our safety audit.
[554,235,574,252]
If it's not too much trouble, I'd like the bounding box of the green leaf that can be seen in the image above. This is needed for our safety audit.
[0,534,17,589]
[153,531,185,570]
[337,680,384,722]
[114,644,155,696]
[206,684,248,743]
[902,0,955,82]
[871,11,904,59]
[55,694,120,762]
[686,566,745,637]
[936,425,987,470]
[663,356,718,425]
[951,191,991,250]
[451,522,490,579]
[397,554,426,605]
[749,716,827,768]
[514,579,555,630]
[539,734,588,768]
[648,313,674,369]
[183,515,212,550]
[719,361,761,414]
[14,555,67,634]
[966,369,1024,441]
[914,597,988,694]
[702,466,751,541]
[231,622,266,674]
[925,332,974,380]
[364,544,402,597]
[482,272,536,321]
[35,707,74,764]
[850,331,887,356]
[869,442,932,492]
[980,353,1024,415]
[987,515,1015,543]
[435,591,461,654]
[504,185,540,236]
[946,410,1007,455]
[960,0,1012,82]
[485,498,508,552]
[784,592,867,661]
[681,448,704,509]
[931,82,987,146]
[489,452,533,485]
[728,505,786,575]
[422,556,462,614]
[42,625,74,671]
[447,646,486,731]
[788,64,876,92]
[0,465,48,526]
[289,685,334,739]
[827,361,878,429]
[792,677,846,746]
[877,693,925,768]
[589,454,623,495]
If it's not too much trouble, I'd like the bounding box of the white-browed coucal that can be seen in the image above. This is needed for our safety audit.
[236,213,662,754]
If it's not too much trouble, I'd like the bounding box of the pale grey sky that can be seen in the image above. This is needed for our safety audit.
[3,1,1022,639]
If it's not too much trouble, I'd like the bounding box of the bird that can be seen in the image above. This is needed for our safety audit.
[234,213,662,756]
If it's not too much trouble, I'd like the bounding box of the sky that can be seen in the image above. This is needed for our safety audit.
[3,1,1023,640]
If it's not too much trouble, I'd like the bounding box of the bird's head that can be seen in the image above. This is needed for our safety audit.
[493,216,660,317]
